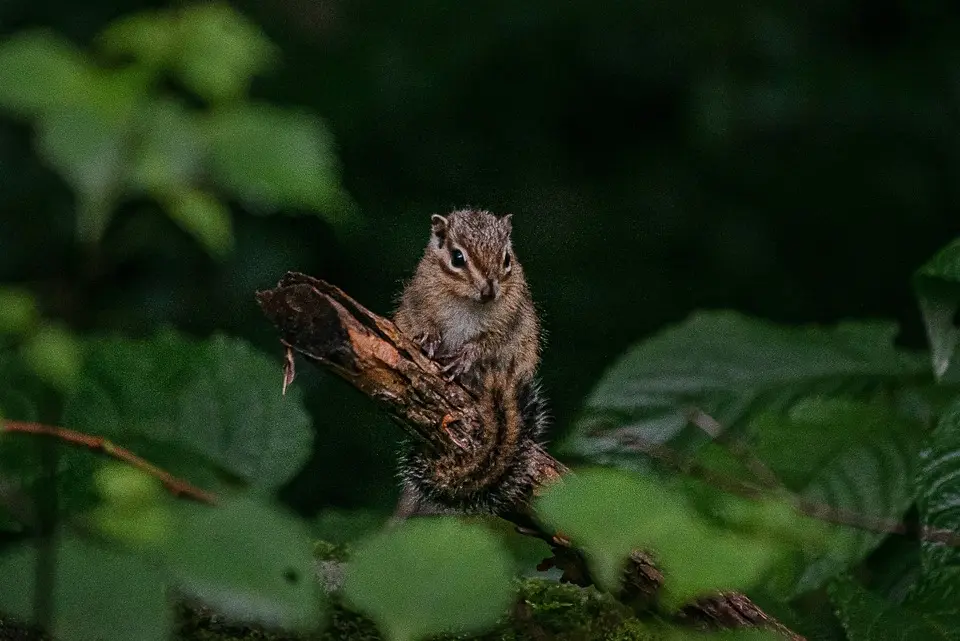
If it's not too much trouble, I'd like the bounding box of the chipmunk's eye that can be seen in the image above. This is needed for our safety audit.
[503,252,511,269]
[450,248,466,268]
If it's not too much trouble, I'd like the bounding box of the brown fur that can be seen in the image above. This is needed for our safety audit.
[394,209,540,391]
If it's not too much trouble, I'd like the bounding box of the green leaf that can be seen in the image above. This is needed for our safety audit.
[20,323,84,392]
[829,576,959,641]
[0,350,59,423]
[536,468,787,607]
[0,536,170,641]
[0,31,91,117]
[0,287,39,335]
[162,188,234,257]
[0,432,101,522]
[915,238,960,381]
[87,463,175,548]
[748,398,919,596]
[565,312,927,460]
[97,11,176,68]
[205,104,349,217]
[912,397,960,624]
[128,99,202,194]
[162,496,322,629]
[35,107,127,243]
[62,331,312,492]
[171,4,277,103]
[344,518,514,641]
[99,5,276,103]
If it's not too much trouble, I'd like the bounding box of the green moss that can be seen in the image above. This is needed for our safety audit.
[482,579,657,641]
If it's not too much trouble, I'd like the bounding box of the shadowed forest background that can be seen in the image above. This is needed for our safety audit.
[2,0,955,515]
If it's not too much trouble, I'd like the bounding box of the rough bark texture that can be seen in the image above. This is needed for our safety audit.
[256,271,804,640]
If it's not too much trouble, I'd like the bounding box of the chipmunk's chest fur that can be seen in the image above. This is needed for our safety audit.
[435,300,493,352]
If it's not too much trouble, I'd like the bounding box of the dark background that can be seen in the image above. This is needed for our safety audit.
[0,0,956,513]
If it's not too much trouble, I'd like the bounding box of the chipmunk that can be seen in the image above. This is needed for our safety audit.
[393,209,548,516]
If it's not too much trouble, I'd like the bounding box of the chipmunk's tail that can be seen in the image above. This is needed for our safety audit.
[398,372,550,515]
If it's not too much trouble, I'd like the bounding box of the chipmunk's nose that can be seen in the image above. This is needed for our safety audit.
[479,279,499,302]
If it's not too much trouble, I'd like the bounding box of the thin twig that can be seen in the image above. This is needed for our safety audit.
[2,420,218,505]
[686,408,784,490]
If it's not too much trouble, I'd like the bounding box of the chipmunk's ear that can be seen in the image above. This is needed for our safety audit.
[501,214,513,234]
[431,215,448,248]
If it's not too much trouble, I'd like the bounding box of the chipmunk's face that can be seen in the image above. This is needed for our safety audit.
[429,210,516,305]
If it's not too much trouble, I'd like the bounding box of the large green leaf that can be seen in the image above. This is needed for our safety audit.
[62,331,312,493]
[564,312,928,460]
[0,536,170,641]
[829,576,959,641]
[563,312,928,598]
[162,496,323,630]
[915,238,960,382]
[344,518,514,641]
[911,397,960,627]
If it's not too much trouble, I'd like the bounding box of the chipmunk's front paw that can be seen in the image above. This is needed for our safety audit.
[440,342,481,382]
[414,332,442,360]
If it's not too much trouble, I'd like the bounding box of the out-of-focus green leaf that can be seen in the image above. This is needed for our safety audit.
[0,31,91,117]
[20,323,84,392]
[344,518,514,641]
[99,4,276,103]
[829,576,959,641]
[205,104,348,217]
[0,352,58,423]
[98,11,175,68]
[94,462,165,508]
[35,108,127,243]
[0,432,100,523]
[0,536,170,641]
[747,398,919,596]
[172,4,277,103]
[564,312,927,461]
[162,188,234,257]
[62,331,312,492]
[911,397,960,627]
[915,238,960,382]
[163,496,322,630]
[536,468,790,608]
[128,99,202,194]
[89,464,173,548]
[0,287,38,335]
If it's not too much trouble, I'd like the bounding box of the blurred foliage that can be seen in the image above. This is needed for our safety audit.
[0,3,349,251]
[343,519,515,641]
[1,1,960,640]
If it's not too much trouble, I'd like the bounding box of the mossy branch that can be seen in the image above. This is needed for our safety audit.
[256,271,804,640]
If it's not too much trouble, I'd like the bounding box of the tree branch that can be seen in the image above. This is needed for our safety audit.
[256,271,804,640]
[1,420,217,505]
